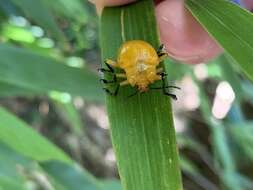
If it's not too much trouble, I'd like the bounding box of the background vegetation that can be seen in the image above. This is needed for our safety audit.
[1,0,253,190]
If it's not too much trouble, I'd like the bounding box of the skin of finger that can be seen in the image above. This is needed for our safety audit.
[89,0,136,8]
[243,0,253,9]
[89,0,136,14]
[91,0,253,64]
[155,0,223,64]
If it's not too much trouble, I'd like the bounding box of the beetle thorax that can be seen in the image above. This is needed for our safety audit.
[136,61,148,73]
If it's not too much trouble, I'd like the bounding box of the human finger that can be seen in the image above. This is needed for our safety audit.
[155,0,223,64]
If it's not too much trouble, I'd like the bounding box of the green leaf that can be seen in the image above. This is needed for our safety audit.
[1,24,35,43]
[186,0,253,81]
[164,59,191,81]
[218,55,243,101]
[51,92,84,134]
[0,142,31,176]
[0,106,71,163]
[229,122,253,161]
[191,75,245,189]
[0,44,103,102]
[101,180,122,190]
[0,142,32,190]
[43,0,88,24]
[0,177,26,190]
[0,134,103,190]
[9,0,65,41]
[0,82,41,97]
[101,1,182,190]
[40,161,99,190]
[180,156,218,190]
[192,75,236,171]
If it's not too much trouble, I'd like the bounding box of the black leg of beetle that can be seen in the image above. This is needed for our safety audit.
[157,44,165,55]
[157,44,168,58]
[103,84,119,96]
[100,79,115,84]
[160,72,178,100]
[99,61,119,96]
[150,86,181,90]
[104,61,114,72]
[98,60,115,74]
[98,68,112,73]
[164,92,177,100]
[100,74,117,84]
[158,52,167,58]
[168,85,181,90]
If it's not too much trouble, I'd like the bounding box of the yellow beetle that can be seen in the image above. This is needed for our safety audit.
[100,40,179,99]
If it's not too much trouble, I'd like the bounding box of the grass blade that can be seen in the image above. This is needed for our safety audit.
[9,0,65,41]
[100,1,182,190]
[0,106,71,163]
[0,82,41,97]
[186,0,253,81]
[40,161,99,190]
[0,44,103,102]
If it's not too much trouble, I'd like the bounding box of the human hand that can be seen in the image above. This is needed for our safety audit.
[90,0,253,64]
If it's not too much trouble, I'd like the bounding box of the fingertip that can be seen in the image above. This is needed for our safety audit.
[155,0,223,64]
[90,0,136,8]
[243,0,253,10]
[89,0,136,15]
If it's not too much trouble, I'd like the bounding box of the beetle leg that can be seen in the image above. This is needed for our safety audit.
[105,60,115,72]
[167,85,181,90]
[153,75,162,81]
[98,68,112,73]
[161,73,178,100]
[151,72,178,100]
[157,44,168,61]
[150,86,180,90]
[103,85,120,96]
[157,44,165,55]
[116,73,127,78]
[156,67,164,74]
[158,53,168,62]
[163,91,177,100]
[101,75,119,96]
[120,80,129,86]
[100,73,117,84]
[100,79,115,84]
[105,59,117,68]
[98,60,116,74]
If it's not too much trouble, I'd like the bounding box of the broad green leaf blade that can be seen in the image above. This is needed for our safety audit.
[218,55,243,101]
[0,106,71,163]
[192,76,244,189]
[0,82,41,97]
[192,76,235,171]
[0,44,103,102]
[0,142,31,190]
[9,0,65,41]
[101,1,182,190]
[180,156,218,190]
[230,122,253,161]
[101,180,122,190]
[0,177,25,190]
[186,0,253,81]
[0,134,103,190]
[43,0,88,24]
[40,161,99,190]
[53,99,84,135]
[1,24,35,43]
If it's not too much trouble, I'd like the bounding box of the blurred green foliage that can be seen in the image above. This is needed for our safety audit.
[0,0,253,190]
